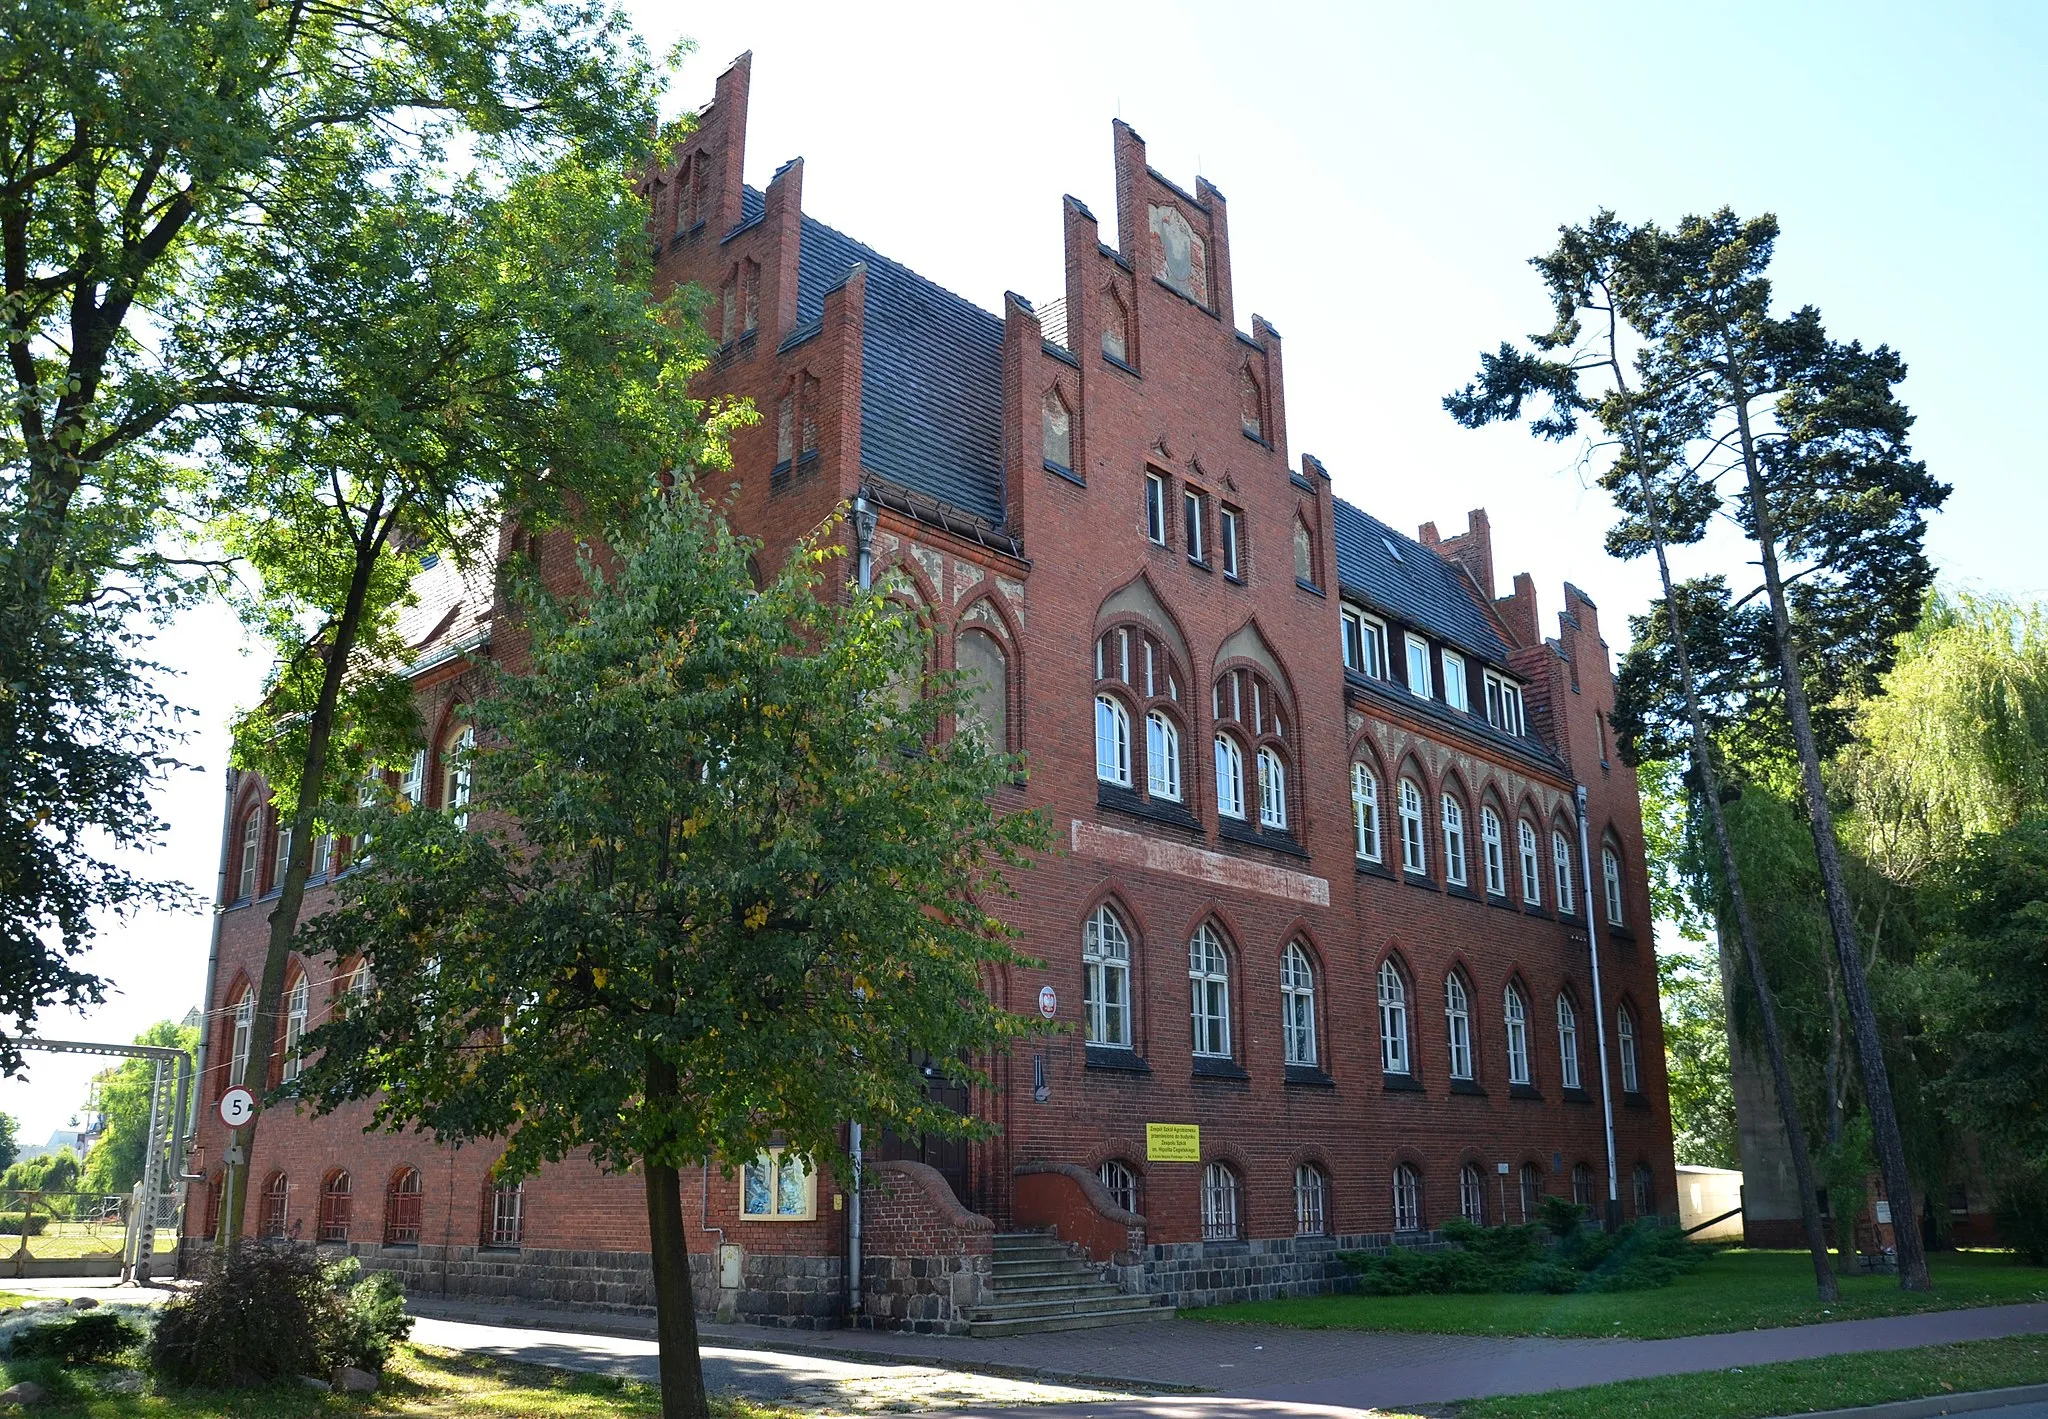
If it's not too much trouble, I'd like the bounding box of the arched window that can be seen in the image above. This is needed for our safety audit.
[1504,985,1531,1086]
[1214,734,1246,819]
[1633,1162,1655,1217]
[1571,1162,1594,1207]
[386,1167,423,1245]
[1281,944,1317,1067]
[281,974,309,1083]
[1481,808,1506,896]
[776,388,795,464]
[1201,1162,1241,1240]
[1098,1160,1138,1214]
[1603,846,1625,925]
[956,629,1008,751]
[443,723,475,830]
[1095,694,1131,787]
[1146,711,1181,800]
[261,1172,290,1239]
[1444,972,1473,1080]
[1351,764,1382,863]
[274,814,293,893]
[1518,819,1542,905]
[1042,388,1072,469]
[237,810,259,899]
[318,1171,352,1242]
[1398,778,1426,875]
[229,986,254,1086]
[1441,794,1467,886]
[1240,367,1263,441]
[485,1180,524,1248]
[402,747,427,805]
[1257,746,1287,830]
[1293,516,1315,584]
[1189,925,1231,1058]
[1618,1003,1640,1094]
[1083,905,1132,1049]
[1101,285,1130,364]
[1378,960,1410,1075]
[1519,1162,1541,1222]
[1553,829,1575,913]
[1460,1163,1486,1224]
[1392,1163,1422,1233]
[1295,1164,1327,1236]
[1557,994,1581,1090]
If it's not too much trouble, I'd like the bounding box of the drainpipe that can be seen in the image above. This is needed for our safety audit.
[1575,785,1620,1232]
[846,489,879,1318]
[191,766,237,1260]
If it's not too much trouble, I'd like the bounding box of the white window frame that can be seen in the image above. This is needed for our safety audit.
[1485,670,1525,736]
[1215,734,1246,820]
[401,748,427,805]
[1098,1160,1138,1213]
[274,822,293,890]
[445,724,475,830]
[309,833,332,879]
[230,987,254,1086]
[1399,778,1426,875]
[1618,1005,1640,1094]
[1558,994,1581,1090]
[281,975,309,1083]
[1202,1162,1241,1240]
[1442,652,1469,712]
[1404,634,1433,699]
[1257,746,1287,830]
[1083,906,1133,1049]
[1295,1164,1327,1237]
[486,1181,525,1246]
[1341,606,1387,678]
[1518,819,1542,905]
[1603,846,1625,925]
[1219,505,1242,578]
[1460,1163,1486,1224]
[1553,829,1575,913]
[1183,488,1205,563]
[1281,943,1317,1067]
[1351,763,1382,863]
[1392,1163,1421,1233]
[1189,925,1232,1058]
[1481,808,1506,896]
[740,1150,815,1220]
[1441,795,1467,886]
[1378,959,1409,1075]
[1445,972,1473,1080]
[1145,471,1168,545]
[238,813,260,897]
[1095,694,1131,787]
[1504,986,1530,1085]
[1146,710,1182,801]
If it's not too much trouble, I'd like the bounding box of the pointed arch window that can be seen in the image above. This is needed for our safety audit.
[1281,943,1317,1067]
[1240,366,1263,441]
[1392,1162,1421,1233]
[1257,745,1287,830]
[1214,734,1246,820]
[1101,285,1130,364]
[1295,1163,1327,1236]
[1481,808,1506,896]
[1189,924,1231,1058]
[274,816,293,893]
[1603,846,1625,925]
[1378,960,1410,1075]
[1445,972,1473,1080]
[1557,994,1581,1090]
[261,1172,290,1239]
[1399,778,1426,875]
[1460,1163,1486,1224]
[1146,711,1182,800]
[1293,516,1315,585]
[1083,905,1132,1048]
[386,1167,423,1245]
[1095,695,1131,787]
[1352,763,1382,862]
[1618,1003,1640,1094]
[443,723,475,829]
[230,987,254,1086]
[1520,1162,1542,1221]
[1442,794,1467,886]
[1504,985,1531,1085]
[1553,829,1575,913]
[1201,1162,1241,1240]
[237,811,260,898]
[319,1170,352,1242]
[1519,819,1542,905]
[956,629,1008,752]
[1098,1160,1138,1213]
[281,974,310,1083]
[1042,388,1072,470]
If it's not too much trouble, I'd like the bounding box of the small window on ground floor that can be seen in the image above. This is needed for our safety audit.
[741,1149,815,1221]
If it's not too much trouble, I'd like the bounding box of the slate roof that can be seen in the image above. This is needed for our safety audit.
[1332,498,1512,667]
[397,551,495,676]
[761,189,1006,525]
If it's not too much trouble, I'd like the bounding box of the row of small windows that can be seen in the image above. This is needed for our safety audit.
[1138,467,1248,581]
[223,963,370,1092]
[1082,904,1644,1092]
[1096,1157,1660,1240]
[228,1167,506,1248]
[1341,604,1526,739]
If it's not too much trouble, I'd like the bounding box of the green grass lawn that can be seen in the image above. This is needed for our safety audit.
[1191,1248,2048,1338]
[1,1342,793,1418]
[1460,1333,2048,1419]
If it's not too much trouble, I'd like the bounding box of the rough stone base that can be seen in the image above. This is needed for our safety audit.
[1132,1229,1444,1308]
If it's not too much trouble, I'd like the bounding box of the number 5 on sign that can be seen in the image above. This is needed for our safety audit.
[219,1086,256,1128]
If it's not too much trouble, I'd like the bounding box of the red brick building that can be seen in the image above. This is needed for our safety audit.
[187,53,1675,1332]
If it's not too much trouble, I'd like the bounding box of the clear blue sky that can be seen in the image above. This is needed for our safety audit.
[10,0,2043,1141]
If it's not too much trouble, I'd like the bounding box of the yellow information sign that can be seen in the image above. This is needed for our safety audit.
[1146,1122,1201,1162]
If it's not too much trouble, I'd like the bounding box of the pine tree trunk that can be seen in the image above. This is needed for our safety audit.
[644,1057,710,1419]
[1724,369,1931,1293]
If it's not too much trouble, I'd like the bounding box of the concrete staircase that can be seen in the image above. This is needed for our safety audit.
[965,1230,1164,1337]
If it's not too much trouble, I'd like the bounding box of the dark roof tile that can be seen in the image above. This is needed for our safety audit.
[1332,498,1510,666]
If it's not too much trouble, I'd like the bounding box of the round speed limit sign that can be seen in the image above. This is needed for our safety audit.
[218,1086,256,1128]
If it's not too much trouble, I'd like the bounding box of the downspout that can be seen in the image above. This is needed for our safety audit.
[846,489,879,1319]
[192,766,237,1260]
[1575,785,1620,1231]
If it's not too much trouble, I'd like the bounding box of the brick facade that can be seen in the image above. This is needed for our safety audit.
[186,52,1677,1329]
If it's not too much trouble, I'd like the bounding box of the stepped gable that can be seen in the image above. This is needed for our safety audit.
[741,185,1006,525]
[1332,497,1511,666]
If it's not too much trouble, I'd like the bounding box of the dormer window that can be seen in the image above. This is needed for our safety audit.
[1342,606,1388,678]
[1442,652,1470,712]
[1404,635,1433,699]
[1485,671,1526,737]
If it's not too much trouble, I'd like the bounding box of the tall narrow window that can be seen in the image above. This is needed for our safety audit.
[1042,389,1072,470]
[1295,1164,1327,1236]
[1460,1163,1486,1224]
[1145,472,1167,544]
[800,375,819,457]
[402,748,427,806]
[1557,995,1581,1090]
[1189,925,1231,1058]
[1101,286,1130,364]
[1618,1004,1640,1094]
[1520,1162,1541,1222]
[230,987,254,1086]
[1603,847,1625,925]
[261,1173,290,1239]
[1098,1160,1138,1213]
[1202,1163,1241,1240]
[1445,972,1473,1080]
[1572,1162,1594,1207]
[309,833,332,880]
[1183,489,1205,563]
[444,724,474,830]
[776,392,794,464]
[1485,671,1525,736]
[1378,960,1409,1075]
[1083,906,1132,1049]
[1553,830,1575,913]
[1405,636,1433,698]
[319,1171,352,1242]
[1219,505,1242,578]
[1399,777,1426,875]
[486,1181,524,1246]
[1215,735,1246,820]
[281,974,309,1083]
[1146,711,1181,800]
[1633,1162,1655,1217]
[1504,986,1530,1085]
[741,259,760,334]
[1095,695,1131,787]
[1240,367,1263,440]
[238,812,259,898]
[1481,808,1506,896]
[1519,820,1542,905]
[1351,764,1382,862]
[956,630,1008,751]
[1342,608,1388,678]
[1281,943,1317,1067]
[1441,795,1467,886]
[721,272,740,341]
[1293,516,1314,584]
[1442,653,1470,712]
[274,820,293,892]
[1257,746,1287,830]
[1392,1163,1421,1233]
[385,1168,423,1245]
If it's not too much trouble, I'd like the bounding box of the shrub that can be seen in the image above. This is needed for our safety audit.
[151,1245,337,1385]
[1990,1167,2048,1266]
[1338,1216,1702,1296]
[9,1311,144,1364]
[323,1258,414,1369]
[0,1212,48,1236]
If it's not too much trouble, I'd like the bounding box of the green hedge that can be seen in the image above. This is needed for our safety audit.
[0,1212,49,1236]
[1337,1204,1703,1296]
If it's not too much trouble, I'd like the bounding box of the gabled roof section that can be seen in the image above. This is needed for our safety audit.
[772,189,1005,525]
[1332,499,1511,667]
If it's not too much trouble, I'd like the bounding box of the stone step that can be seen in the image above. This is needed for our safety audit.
[966,1303,1167,1339]
[984,1281,1128,1306]
[970,1288,1156,1318]
[988,1263,1100,1284]
[990,1242,1074,1262]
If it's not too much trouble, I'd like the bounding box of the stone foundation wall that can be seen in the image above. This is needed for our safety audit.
[855,1159,994,1335]
[1134,1228,1443,1308]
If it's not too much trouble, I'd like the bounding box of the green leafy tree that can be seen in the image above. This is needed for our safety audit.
[0,0,659,1070]
[0,1113,16,1173]
[2,1146,79,1195]
[1657,947,1738,1169]
[78,1019,197,1197]
[293,496,1051,1419]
